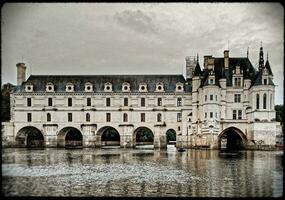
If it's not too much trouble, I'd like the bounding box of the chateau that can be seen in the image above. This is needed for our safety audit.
[2,46,281,150]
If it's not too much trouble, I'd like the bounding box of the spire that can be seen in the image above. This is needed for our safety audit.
[197,53,199,63]
[193,55,202,77]
[264,52,273,76]
[258,42,264,71]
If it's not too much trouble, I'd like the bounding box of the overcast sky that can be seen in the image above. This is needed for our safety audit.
[1,3,284,104]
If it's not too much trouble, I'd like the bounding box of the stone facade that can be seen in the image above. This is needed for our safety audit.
[2,47,281,150]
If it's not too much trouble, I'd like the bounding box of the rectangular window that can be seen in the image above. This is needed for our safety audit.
[68,113,72,122]
[177,113,182,122]
[178,126,180,131]
[48,98,53,106]
[264,79,267,85]
[234,94,241,103]
[27,98,31,107]
[157,98,162,106]
[235,77,241,86]
[87,98,91,106]
[238,110,242,119]
[141,98,145,107]
[210,112,213,118]
[177,97,182,106]
[123,113,128,122]
[205,95,207,102]
[27,113,32,122]
[124,98,128,106]
[210,95,213,101]
[106,98,110,107]
[141,113,145,122]
[233,110,237,120]
[106,113,111,122]
[205,112,207,118]
[209,79,214,84]
[68,98,72,107]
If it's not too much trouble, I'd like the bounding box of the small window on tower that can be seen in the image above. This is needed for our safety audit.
[264,79,267,85]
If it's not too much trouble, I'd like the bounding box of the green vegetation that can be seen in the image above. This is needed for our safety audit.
[102,128,120,141]
[136,128,154,142]
[166,129,176,142]
[275,105,283,122]
[66,129,83,141]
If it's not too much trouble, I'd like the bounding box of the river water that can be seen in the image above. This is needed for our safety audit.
[2,146,283,197]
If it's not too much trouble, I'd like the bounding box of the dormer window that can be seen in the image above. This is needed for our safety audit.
[46,82,54,92]
[209,78,214,85]
[234,77,242,87]
[104,82,112,92]
[85,82,93,92]
[25,84,33,92]
[66,83,74,92]
[122,82,130,92]
[176,82,183,92]
[139,83,148,92]
[155,82,164,92]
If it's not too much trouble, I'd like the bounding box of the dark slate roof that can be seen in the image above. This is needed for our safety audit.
[14,74,191,93]
[200,57,258,87]
[252,71,274,86]
[264,60,273,76]
[193,62,202,76]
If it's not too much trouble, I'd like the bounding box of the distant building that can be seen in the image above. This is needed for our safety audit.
[2,46,281,150]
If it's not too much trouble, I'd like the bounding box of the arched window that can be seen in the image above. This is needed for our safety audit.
[157,113,162,122]
[256,94,260,109]
[86,113,90,122]
[263,93,267,109]
[47,113,51,122]
[123,113,128,122]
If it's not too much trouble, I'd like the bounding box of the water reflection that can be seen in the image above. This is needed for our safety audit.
[2,147,283,197]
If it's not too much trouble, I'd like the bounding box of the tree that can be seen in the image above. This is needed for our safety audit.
[1,83,14,122]
[275,105,283,122]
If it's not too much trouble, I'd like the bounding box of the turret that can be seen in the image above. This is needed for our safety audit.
[16,63,26,85]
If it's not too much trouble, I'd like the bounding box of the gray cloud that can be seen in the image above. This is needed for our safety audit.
[114,10,157,34]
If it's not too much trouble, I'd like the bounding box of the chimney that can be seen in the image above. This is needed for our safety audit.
[16,63,26,85]
[224,50,229,69]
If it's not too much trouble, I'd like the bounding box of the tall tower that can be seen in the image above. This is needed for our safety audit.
[16,63,26,85]
[185,56,197,79]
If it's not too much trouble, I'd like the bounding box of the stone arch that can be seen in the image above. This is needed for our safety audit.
[218,127,247,150]
[96,126,120,147]
[57,126,83,148]
[16,126,45,148]
[166,129,176,146]
[133,126,154,147]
